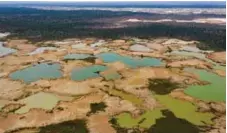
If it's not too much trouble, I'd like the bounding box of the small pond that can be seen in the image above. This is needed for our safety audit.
[129,44,152,52]
[71,65,107,81]
[9,62,62,83]
[29,47,57,55]
[96,53,163,68]
[184,68,226,102]
[90,40,106,48]
[71,43,86,49]
[15,92,59,114]
[0,42,17,57]
[64,53,92,60]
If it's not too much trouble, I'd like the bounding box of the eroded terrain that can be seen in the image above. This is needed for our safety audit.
[0,37,225,133]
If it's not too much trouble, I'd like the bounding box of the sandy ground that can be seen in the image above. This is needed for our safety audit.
[207,52,226,64]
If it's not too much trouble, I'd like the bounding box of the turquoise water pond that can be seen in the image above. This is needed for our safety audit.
[96,53,163,68]
[64,53,92,60]
[10,63,62,83]
[184,68,226,102]
[71,65,107,81]
[0,42,17,57]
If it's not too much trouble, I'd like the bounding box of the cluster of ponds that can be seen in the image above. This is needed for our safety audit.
[168,50,225,70]
[4,47,225,129]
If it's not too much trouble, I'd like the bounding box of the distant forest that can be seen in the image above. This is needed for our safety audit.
[0,7,225,51]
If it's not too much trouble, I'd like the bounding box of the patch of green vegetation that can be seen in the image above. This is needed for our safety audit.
[63,57,96,63]
[87,102,107,115]
[39,119,89,133]
[82,57,96,63]
[148,78,180,95]
[36,43,57,47]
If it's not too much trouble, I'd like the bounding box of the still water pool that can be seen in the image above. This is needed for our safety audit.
[184,68,226,102]
[96,53,163,68]
[10,63,62,83]
[71,65,107,81]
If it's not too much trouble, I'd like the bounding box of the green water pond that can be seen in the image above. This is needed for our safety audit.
[102,71,121,80]
[96,53,163,68]
[115,95,214,128]
[15,92,59,114]
[9,63,62,83]
[184,68,226,102]
[107,89,143,106]
[71,65,107,81]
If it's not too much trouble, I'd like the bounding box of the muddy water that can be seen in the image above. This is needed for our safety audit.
[184,68,226,102]
[96,52,163,68]
[9,63,62,83]
[71,65,107,81]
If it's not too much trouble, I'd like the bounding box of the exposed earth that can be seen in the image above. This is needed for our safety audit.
[0,36,225,133]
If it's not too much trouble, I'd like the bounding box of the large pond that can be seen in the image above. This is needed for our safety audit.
[115,95,213,128]
[0,42,17,57]
[71,65,107,81]
[15,92,59,114]
[96,53,163,68]
[10,63,62,83]
[184,68,226,102]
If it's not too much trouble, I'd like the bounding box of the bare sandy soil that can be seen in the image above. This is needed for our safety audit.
[207,52,226,64]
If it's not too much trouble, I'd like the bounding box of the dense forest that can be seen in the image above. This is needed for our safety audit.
[0,7,225,51]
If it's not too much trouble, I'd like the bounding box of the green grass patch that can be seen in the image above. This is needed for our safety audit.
[148,78,180,95]
[87,102,107,115]
[39,119,89,133]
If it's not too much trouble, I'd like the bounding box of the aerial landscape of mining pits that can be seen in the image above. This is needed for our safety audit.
[0,36,225,133]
